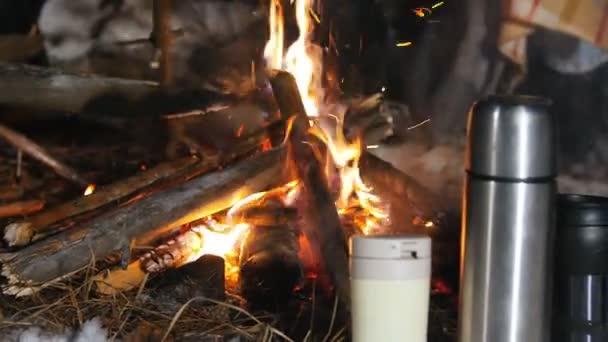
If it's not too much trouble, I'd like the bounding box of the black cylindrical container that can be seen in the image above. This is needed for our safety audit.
[553,194,608,341]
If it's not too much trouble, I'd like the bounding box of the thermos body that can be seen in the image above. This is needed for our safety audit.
[460,177,555,342]
[459,95,557,342]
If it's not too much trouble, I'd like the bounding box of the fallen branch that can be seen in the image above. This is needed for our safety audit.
[0,62,158,114]
[0,200,44,218]
[269,70,350,304]
[0,145,291,296]
[0,123,88,186]
[4,156,200,247]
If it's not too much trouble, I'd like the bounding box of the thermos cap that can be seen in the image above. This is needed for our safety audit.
[558,194,608,226]
[466,95,556,179]
[349,234,432,281]
[349,234,431,260]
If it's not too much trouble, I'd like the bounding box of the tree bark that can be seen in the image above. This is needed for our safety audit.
[0,146,291,296]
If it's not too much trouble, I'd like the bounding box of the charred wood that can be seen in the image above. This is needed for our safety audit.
[269,70,350,304]
[0,146,291,296]
[239,223,302,312]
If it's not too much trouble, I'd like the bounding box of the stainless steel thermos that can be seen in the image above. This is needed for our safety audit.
[458,95,557,342]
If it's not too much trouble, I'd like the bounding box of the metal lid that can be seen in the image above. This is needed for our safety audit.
[349,234,431,260]
[465,95,556,179]
[558,194,608,226]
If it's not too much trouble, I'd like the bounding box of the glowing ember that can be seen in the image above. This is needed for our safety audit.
[83,184,96,196]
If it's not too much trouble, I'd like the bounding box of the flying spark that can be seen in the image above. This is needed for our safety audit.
[396,41,412,47]
[366,145,379,149]
[407,118,431,130]
[432,2,444,9]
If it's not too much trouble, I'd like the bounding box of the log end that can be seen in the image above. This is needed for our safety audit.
[1,262,37,297]
[4,222,33,247]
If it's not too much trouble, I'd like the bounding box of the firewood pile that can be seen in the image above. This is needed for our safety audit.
[0,62,458,340]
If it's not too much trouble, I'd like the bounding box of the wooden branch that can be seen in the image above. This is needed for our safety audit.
[0,63,158,114]
[0,200,44,218]
[4,156,200,247]
[153,0,173,88]
[0,123,88,186]
[0,146,291,296]
[269,70,350,304]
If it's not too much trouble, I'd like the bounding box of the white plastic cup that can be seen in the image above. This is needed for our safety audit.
[350,234,432,342]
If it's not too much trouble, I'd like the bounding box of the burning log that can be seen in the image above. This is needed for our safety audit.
[239,222,302,312]
[359,150,439,222]
[4,156,200,247]
[269,70,350,303]
[0,199,45,218]
[0,146,291,296]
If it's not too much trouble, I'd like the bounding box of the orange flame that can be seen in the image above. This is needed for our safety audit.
[264,0,321,116]
[264,0,284,70]
[264,0,388,235]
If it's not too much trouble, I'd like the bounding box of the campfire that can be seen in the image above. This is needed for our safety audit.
[0,0,455,340]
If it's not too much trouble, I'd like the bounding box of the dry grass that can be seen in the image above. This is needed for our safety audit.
[0,263,294,341]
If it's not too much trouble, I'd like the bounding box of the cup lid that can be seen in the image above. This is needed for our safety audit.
[349,234,431,260]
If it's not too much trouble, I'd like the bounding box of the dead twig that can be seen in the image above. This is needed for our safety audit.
[0,123,88,187]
